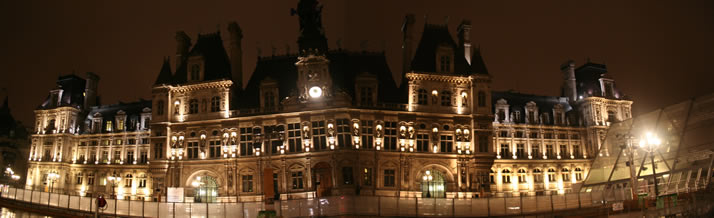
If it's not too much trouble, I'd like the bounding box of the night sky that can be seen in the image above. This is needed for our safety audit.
[1,0,713,126]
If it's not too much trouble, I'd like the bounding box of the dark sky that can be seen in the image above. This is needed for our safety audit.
[2,0,713,126]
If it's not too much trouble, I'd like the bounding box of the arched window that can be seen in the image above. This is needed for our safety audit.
[501,169,511,183]
[210,96,220,112]
[547,168,556,182]
[189,99,198,114]
[440,91,451,106]
[562,168,570,181]
[417,89,428,105]
[125,174,133,187]
[533,169,543,183]
[575,168,583,181]
[518,169,527,183]
[478,91,486,107]
[157,100,165,115]
[489,169,495,184]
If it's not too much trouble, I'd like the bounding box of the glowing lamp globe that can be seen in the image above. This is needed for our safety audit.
[309,86,323,98]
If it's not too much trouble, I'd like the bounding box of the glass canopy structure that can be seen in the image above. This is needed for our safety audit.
[582,93,714,199]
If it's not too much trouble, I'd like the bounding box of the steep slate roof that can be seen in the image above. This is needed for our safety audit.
[470,48,489,75]
[155,32,232,85]
[573,62,623,99]
[239,50,402,109]
[0,96,16,136]
[491,90,580,126]
[85,100,151,134]
[410,24,473,75]
[38,74,86,109]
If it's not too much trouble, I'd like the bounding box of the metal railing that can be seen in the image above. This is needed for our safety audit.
[1,187,609,217]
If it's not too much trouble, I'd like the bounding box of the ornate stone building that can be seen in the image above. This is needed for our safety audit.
[26,0,631,202]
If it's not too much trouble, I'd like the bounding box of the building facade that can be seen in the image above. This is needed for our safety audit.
[26,0,631,202]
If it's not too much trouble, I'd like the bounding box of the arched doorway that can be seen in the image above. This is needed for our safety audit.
[421,170,446,198]
[312,162,332,197]
[192,176,218,203]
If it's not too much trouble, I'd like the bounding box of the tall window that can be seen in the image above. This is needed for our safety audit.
[187,142,199,159]
[342,167,354,185]
[240,127,254,156]
[140,151,148,163]
[76,173,83,184]
[87,173,94,185]
[209,140,221,158]
[501,169,511,183]
[559,145,568,157]
[287,123,302,152]
[117,119,124,131]
[478,135,488,152]
[242,175,253,192]
[533,169,543,183]
[106,121,113,132]
[360,87,373,106]
[113,151,121,164]
[126,151,134,164]
[360,120,374,149]
[608,110,617,122]
[528,111,535,124]
[417,89,428,105]
[383,122,397,151]
[291,172,304,189]
[575,168,583,181]
[210,96,220,112]
[547,168,556,182]
[125,174,133,187]
[440,91,451,106]
[573,145,581,158]
[546,145,554,158]
[416,133,429,152]
[312,121,327,150]
[336,119,351,149]
[440,55,451,72]
[477,91,486,107]
[383,170,395,187]
[531,144,540,158]
[562,168,570,181]
[440,135,453,153]
[190,64,200,80]
[189,99,199,114]
[138,175,147,188]
[157,100,165,115]
[264,92,275,110]
[518,169,527,183]
[500,144,509,156]
[516,144,525,158]
[154,143,164,159]
[363,168,372,186]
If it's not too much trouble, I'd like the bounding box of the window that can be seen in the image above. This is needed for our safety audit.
[209,140,221,158]
[528,111,535,124]
[140,151,147,164]
[154,143,164,159]
[360,120,374,149]
[189,99,199,114]
[157,100,165,115]
[360,87,373,106]
[106,121,112,132]
[501,169,511,183]
[531,144,540,158]
[499,131,508,137]
[287,123,302,152]
[187,142,199,159]
[573,145,581,158]
[141,138,149,144]
[383,170,395,187]
[264,92,275,110]
[562,168,570,181]
[575,168,583,181]
[190,64,200,80]
[608,110,617,122]
[113,151,121,164]
[554,112,562,125]
[518,169,527,183]
[440,135,453,153]
[497,109,506,122]
[383,122,397,151]
[138,175,147,188]
[515,131,524,138]
[126,151,134,164]
[547,169,556,182]
[125,174,133,187]
[101,151,109,163]
[76,173,83,184]
[363,168,372,186]
[489,170,495,184]
[128,139,136,145]
[242,175,253,192]
[546,145,554,158]
[478,135,488,152]
[440,91,451,106]
[291,172,304,189]
[312,121,327,150]
[240,127,254,156]
[500,144,509,156]
[417,89,428,105]
[210,96,220,112]
[533,169,543,183]
[529,132,538,138]
[440,55,451,72]
[336,120,351,149]
[117,120,124,131]
[516,144,525,158]
[514,111,521,122]
[559,145,568,157]
[477,91,486,107]
[88,173,94,185]
[342,167,354,185]
[417,133,429,152]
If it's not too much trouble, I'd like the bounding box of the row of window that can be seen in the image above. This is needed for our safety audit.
[79,138,150,146]
[416,89,487,107]
[154,96,222,116]
[238,168,397,193]
[492,168,584,184]
[75,150,148,164]
[498,144,582,159]
[496,109,564,125]
[497,131,579,139]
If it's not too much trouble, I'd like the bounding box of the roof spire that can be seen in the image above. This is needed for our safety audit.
[295,0,328,54]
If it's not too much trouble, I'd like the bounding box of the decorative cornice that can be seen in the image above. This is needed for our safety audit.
[168,80,233,93]
[405,72,472,84]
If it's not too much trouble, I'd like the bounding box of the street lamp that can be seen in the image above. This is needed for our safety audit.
[639,132,661,198]
[422,170,433,198]
[48,172,60,193]
[107,174,122,199]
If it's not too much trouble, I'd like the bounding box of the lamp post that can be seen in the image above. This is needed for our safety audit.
[639,132,661,198]
[11,175,20,188]
[48,172,60,193]
[107,174,122,199]
[422,170,433,198]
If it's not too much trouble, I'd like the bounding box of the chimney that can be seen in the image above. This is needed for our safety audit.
[175,31,191,69]
[457,20,472,65]
[560,60,577,102]
[401,14,416,78]
[83,72,100,110]
[227,22,244,90]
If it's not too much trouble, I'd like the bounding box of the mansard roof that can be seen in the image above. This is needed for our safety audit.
[0,96,16,136]
[410,24,473,75]
[470,48,489,75]
[154,58,173,85]
[238,50,402,109]
[154,32,232,86]
[574,61,623,99]
[85,99,151,134]
[491,90,580,126]
[38,74,87,110]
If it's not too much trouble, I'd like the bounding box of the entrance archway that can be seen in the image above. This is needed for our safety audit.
[312,162,332,197]
[421,170,446,198]
[192,176,218,203]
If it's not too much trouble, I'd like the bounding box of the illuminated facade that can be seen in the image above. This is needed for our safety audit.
[26,0,631,202]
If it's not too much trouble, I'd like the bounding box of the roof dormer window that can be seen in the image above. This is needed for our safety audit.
[190,64,200,81]
[436,46,454,73]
